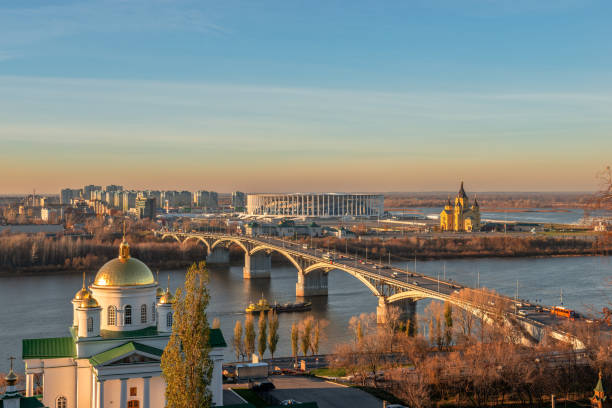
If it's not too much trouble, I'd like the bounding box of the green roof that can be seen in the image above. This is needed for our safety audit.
[0,397,45,408]
[210,328,227,348]
[90,342,163,366]
[22,337,75,359]
[100,326,159,339]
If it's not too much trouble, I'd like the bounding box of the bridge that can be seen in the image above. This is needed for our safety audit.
[155,230,584,349]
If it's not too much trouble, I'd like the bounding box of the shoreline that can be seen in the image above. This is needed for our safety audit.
[1,252,609,278]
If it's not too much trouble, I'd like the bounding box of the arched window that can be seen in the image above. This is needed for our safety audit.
[87,317,94,332]
[107,306,116,326]
[166,312,173,328]
[56,396,67,408]
[125,305,132,325]
[141,304,147,323]
[152,303,156,322]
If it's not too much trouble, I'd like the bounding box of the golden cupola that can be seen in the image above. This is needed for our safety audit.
[74,272,91,301]
[80,296,100,308]
[158,288,175,304]
[93,238,155,287]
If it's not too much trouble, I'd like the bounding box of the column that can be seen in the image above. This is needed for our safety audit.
[26,374,33,397]
[91,372,97,408]
[296,269,328,297]
[98,379,105,408]
[143,377,151,408]
[120,378,127,408]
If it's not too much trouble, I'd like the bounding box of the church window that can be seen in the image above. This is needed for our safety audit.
[152,303,156,322]
[56,396,67,408]
[128,401,140,408]
[125,305,132,325]
[107,306,116,326]
[167,312,173,328]
[87,317,94,332]
[130,387,137,396]
[141,304,147,323]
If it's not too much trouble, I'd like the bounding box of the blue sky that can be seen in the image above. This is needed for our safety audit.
[1,0,611,193]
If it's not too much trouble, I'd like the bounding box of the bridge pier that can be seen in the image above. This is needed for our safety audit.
[377,297,416,325]
[206,247,229,264]
[243,252,271,279]
[296,270,328,297]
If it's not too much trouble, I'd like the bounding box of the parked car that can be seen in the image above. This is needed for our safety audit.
[280,400,301,406]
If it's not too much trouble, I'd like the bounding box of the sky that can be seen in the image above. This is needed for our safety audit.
[0,0,611,194]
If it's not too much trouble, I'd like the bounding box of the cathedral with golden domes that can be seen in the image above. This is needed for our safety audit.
[440,182,481,232]
[20,238,226,408]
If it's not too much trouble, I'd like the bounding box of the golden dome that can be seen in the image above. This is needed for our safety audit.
[74,287,91,301]
[159,289,175,304]
[156,286,165,297]
[80,296,100,308]
[94,257,155,286]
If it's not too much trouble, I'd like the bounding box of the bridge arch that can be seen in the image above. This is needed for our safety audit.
[160,233,181,244]
[211,238,248,254]
[182,236,211,254]
[303,263,382,298]
[250,245,303,274]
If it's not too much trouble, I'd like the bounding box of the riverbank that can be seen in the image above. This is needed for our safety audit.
[299,235,611,261]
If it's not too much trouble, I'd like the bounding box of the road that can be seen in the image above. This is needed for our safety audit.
[268,376,383,408]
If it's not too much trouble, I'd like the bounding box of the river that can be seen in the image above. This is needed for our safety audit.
[1,255,611,372]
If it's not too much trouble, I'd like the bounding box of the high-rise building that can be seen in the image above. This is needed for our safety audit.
[83,185,102,200]
[105,184,123,192]
[122,191,137,212]
[232,191,246,211]
[194,190,219,209]
[135,197,156,219]
[60,188,82,205]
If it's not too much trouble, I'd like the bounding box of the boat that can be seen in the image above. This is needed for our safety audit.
[246,294,312,314]
[273,301,312,313]
[245,297,272,314]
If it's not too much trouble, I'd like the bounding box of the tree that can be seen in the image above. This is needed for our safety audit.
[258,311,267,359]
[311,321,320,355]
[291,322,299,363]
[268,311,279,359]
[233,320,243,361]
[161,262,213,408]
[244,316,256,359]
[300,318,313,357]
[444,302,453,348]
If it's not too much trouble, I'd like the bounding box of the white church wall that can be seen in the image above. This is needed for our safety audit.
[76,360,93,408]
[40,359,75,408]
[92,285,157,332]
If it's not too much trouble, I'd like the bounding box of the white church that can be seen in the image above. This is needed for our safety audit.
[19,238,226,408]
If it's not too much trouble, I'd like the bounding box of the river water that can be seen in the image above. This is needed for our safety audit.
[1,255,611,372]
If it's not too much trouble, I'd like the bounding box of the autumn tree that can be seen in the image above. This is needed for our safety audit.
[244,316,256,359]
[291,322,299,363]
[268,311,279,359]
[161,262,213,408]
[300,318,313,356]
[233,320,243,361]
[257,311,267,359]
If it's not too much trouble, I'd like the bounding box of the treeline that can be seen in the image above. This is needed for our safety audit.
[230,312,327,362]
[332,289,610,408]
[384,192,593,209]
[0,233,206,273]
[304,235,608,260]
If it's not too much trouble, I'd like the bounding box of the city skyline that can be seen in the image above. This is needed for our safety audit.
[1,0,611,193]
